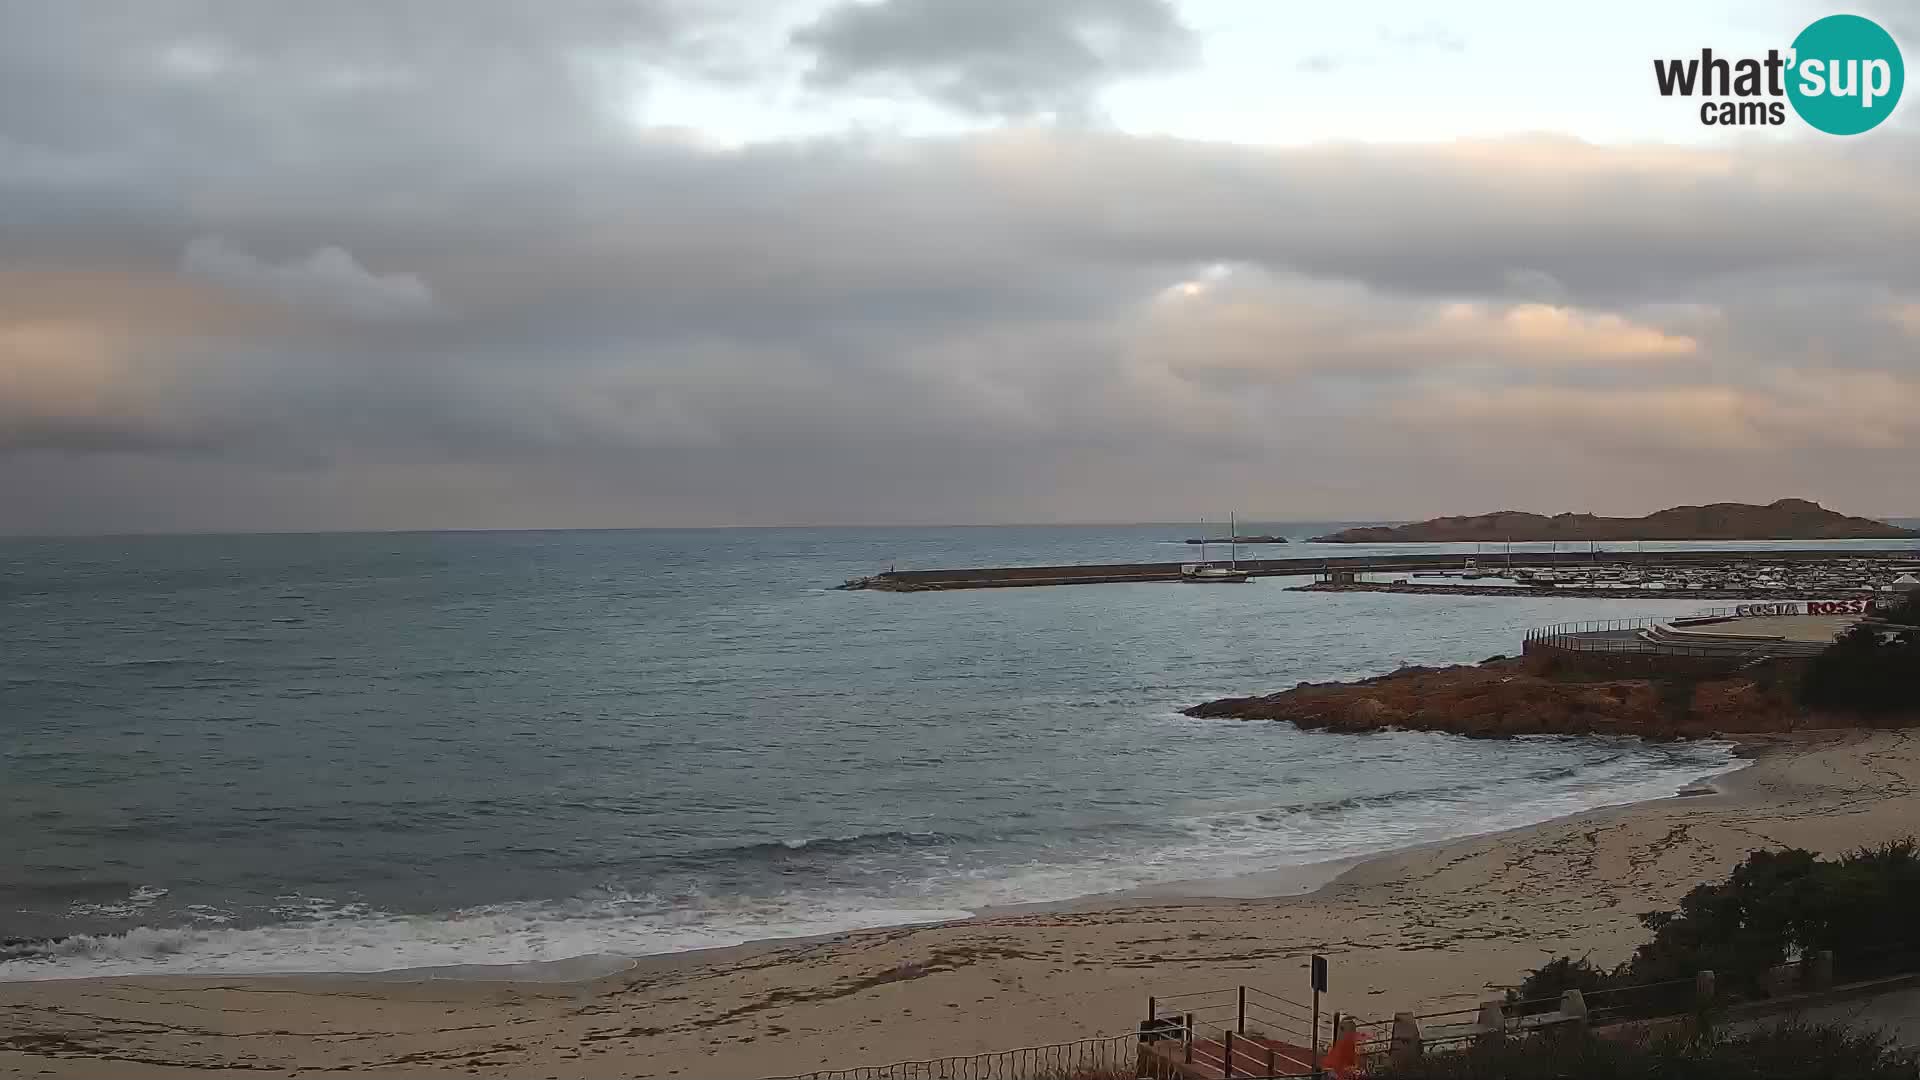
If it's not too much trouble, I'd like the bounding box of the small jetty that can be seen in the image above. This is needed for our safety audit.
[838,549,1920,592]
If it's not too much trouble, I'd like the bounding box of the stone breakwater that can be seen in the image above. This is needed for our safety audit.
[841,550,1918,592]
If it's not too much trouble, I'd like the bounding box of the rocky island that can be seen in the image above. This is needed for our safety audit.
[1310,498,1917,544]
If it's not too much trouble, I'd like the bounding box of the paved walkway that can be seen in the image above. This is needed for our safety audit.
[1700,613,1861,642]
[1741,986,1920,1049]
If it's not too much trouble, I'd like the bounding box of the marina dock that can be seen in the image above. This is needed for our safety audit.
[840,549,1920,593]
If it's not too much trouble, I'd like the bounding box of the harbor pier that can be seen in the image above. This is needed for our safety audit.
[840,549,1920,593]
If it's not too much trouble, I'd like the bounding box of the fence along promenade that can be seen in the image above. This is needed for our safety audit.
[759,940,1920,1080]
[1524,608,1848,662]
[760,1031,1164,1080]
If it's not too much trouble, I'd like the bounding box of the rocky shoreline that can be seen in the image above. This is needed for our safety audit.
[1183,655,1821,740]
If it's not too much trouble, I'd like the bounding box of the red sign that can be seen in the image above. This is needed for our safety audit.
[1735,599,1872,617]
[1808,599,1872,615]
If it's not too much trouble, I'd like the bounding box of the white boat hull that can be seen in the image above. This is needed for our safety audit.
[1180,565,1252,583]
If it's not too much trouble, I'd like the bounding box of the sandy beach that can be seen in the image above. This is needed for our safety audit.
[4,728,1917,1079]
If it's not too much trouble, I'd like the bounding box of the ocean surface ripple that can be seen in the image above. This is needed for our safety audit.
[8,524,1888,979]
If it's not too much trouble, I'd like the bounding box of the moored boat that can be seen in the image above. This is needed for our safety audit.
[1181,512,1253,582]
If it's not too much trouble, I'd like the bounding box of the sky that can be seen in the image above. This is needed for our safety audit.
[0,0,1916,534]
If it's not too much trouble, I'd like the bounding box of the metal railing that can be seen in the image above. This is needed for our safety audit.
[1577,976,1702,1025]
[1138,1021,1320,1079]
[1145,986,1326,1078]
[1520,615,1807,661]
[762,1032,1159,1080]
[1343,952,1900,1068]
[1524,617,1666,640]
[771,942,1920,1080]
[1150,985,1317,1038]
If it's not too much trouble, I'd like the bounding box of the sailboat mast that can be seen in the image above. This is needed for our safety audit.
[1230,512,1237,568]
[1198,517,1207,564]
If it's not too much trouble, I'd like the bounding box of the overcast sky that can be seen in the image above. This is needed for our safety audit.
[1,0,1915,533]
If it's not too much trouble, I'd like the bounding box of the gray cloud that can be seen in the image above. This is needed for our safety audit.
[1,3,1917,532]
[792,0,1195,118]
[181,236,438,321]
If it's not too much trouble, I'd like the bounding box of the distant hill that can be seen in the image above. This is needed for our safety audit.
[1310,499,1920,544]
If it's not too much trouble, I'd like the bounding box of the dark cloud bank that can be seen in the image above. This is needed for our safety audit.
[0,0,1915,533]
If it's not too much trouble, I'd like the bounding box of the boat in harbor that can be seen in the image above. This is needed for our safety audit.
[1182,513,1252,582]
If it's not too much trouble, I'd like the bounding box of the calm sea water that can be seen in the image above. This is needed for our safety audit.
[3,525,1913,980]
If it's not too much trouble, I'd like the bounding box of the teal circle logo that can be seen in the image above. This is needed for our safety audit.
[1787,14,1904,135]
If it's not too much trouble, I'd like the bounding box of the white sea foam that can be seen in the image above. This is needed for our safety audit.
[66,885,168,919]
[3,737,1743,983]
[0,899,974,982]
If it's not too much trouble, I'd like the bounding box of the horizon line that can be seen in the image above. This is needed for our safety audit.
[4,512,1918,544]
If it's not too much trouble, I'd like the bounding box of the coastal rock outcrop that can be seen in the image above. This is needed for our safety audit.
[1310,499,1918,543]
[1183,657,1804,739]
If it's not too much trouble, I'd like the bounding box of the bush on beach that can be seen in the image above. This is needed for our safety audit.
[1512,841,1920,1010]
[1366,1021,1918,1080]
[1798,592,1920,716]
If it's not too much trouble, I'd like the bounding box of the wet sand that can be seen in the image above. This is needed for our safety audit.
[3,729,1917,1079]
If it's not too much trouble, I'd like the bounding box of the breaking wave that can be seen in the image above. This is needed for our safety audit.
[1,736,1744,982]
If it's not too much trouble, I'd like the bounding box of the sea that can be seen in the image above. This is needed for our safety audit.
[4,524,1915,982]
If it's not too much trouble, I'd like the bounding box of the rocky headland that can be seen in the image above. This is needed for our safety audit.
[1183,654,1850,740]
[1311,499,1917,544]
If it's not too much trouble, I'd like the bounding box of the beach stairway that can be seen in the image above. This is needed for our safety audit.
[1151,1033,1317,1079]
[1141,986,1329,1078]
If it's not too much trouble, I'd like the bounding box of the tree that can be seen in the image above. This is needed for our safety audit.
[1517,841,1920,1007]
[1799,619,1919,715]
[1884,591,1920,628]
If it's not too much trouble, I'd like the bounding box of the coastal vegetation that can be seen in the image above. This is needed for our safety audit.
[1515,841,1920,1005]
[1366,1022,1919,1079]
[1368,843,1920,1079]
[1799,593,1920,716]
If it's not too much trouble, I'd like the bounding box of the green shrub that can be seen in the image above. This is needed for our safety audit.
[1884,592,1920,628]
[1367,1022,1918,1080]
[1799,622,1920,715]
[1508,956,1623,1015]
[1520,840,1920,1009]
